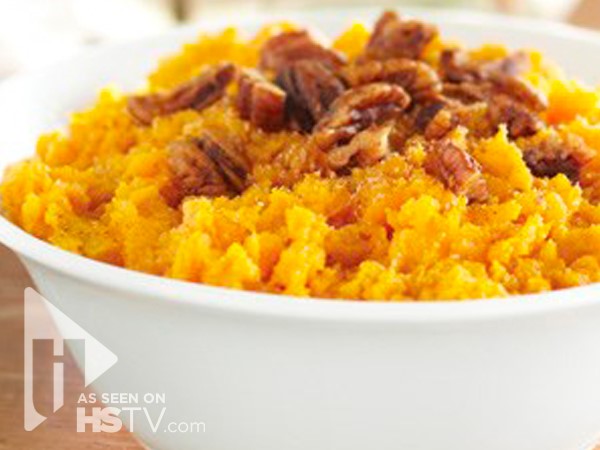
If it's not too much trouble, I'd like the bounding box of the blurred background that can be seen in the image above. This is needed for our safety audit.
[0,0,598,77]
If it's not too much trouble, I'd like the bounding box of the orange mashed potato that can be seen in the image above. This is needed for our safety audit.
[1,22,600,301]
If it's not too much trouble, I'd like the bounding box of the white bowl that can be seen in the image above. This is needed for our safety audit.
[2,7,600,450]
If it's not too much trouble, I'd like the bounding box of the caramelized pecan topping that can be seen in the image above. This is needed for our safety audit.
[442,81,489,103]
[260,30,346,73]
[443,75,548,112]
[236,69,286,132]
[439,49,530,83]
[365,11,438,61]
[439,49,482,83]
[341,58,442,101]
[490,75,547,112]
[487,94,543,139]
[440,50,546,139]
[168,134,249,199]
[150,11,579,203]
[128,63,236,125]
[326,123,394,170]
[424,138,489,202]
[312,83,411,162]
[414,99,489,140]
[388,114,417,150]
[276,60,346,132]
[520,131,595,183]
[415,101,456,140]
[441,74,547,139]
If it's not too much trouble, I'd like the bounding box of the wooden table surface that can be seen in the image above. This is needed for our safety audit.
[2,1,600,448]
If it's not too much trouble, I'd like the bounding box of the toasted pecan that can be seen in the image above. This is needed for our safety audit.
[276,60,346,132]
[260,30,346,73]
[487,94,543,139]
[326,123,394,170]
[442,81,489,103]
[128,63,236,125]
[168,134,249,200]
[237,69,286,132]
[442,77,547,139]
[312,83,411,154]
[519,130,595,183]
[439,49,481,83]
[311,83,410,170]
[439,49,531,83]
[490,75,548,112]
[442,85,545,139]
[414,99,490,140]
[341,58,442,101]
[365,11,438,61]
[415,101,456,140]
[424,138,489,202]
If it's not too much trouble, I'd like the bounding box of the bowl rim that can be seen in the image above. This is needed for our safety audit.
[1,6,600,324]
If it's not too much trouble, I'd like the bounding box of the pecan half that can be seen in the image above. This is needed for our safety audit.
[441,54,545,108]
[415,101,456,140]
[341,58,442,101]
[439,49,475,83]
[260,30,346,73]
[487,94,543,139]
[365,11,438,61]
[442,81,489,104]
[389,114,418,150]
[326,123,394,170]
[128,63,236,125]
[520,130,595,183]
[276,60,346,132]
[490,75,547,112]
[414,99,490,140]
[236,69,286,132]
[424,138,489,202]
[168,134,249,199]
[312,83,411,159]
[442,78,546,139]
[439,49,530,83]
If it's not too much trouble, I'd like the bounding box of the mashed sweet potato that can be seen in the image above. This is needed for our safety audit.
[1,13,599,301]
